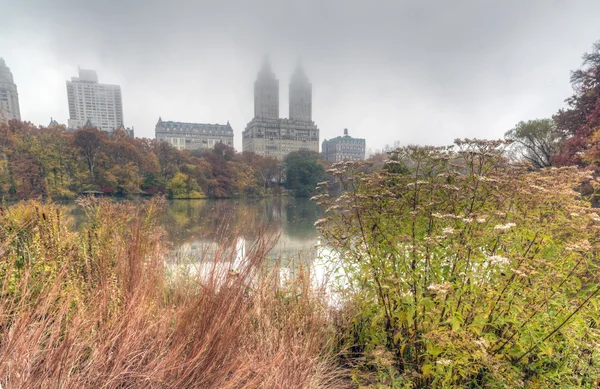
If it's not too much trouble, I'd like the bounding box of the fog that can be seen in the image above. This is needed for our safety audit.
[2,0,600,151]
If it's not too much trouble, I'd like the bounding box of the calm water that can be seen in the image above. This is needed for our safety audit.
[69,197,323,264]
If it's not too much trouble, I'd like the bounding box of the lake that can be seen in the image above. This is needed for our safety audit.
[68,197,323,267]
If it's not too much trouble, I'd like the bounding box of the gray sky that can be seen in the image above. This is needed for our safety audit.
[2,0,600,151]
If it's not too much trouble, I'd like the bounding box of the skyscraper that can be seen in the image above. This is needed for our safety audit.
[243,58,319,160]
[289,60,312,122]
[66,68,124,132]
[0,58,21,123]
[254,57,279,119]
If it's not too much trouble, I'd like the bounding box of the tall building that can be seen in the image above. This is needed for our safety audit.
[289,61,312,121]
[322,128,366,162]
[243,58,319,160]
[155,118,234,151]
[0,58,21,122]
[254,57,279,119]
[66,68,124,132]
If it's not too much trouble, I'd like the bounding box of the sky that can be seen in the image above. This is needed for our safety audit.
[1,0,600,152]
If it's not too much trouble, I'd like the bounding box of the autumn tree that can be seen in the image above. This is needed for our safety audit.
[73,127,107,182]
[553,40,600,166]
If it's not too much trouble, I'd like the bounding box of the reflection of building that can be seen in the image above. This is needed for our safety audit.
[242,58,319,160]
[155,117,234,151]
[66,68,124,132]
[0,58,21,122]
[322,128,366,162]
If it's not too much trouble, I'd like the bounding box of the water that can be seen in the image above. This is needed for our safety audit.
[67,197,323,264]
[162,197,322,264]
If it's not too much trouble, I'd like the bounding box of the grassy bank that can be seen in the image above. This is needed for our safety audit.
[0,199,345,388]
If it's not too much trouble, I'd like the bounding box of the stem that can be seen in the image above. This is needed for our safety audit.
[514,283,600,363]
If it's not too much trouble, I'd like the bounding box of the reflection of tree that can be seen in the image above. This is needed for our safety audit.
[163,199,298,246]
[282,198,322,240]
[62,198,322,258]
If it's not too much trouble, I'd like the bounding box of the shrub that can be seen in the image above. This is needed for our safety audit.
[316,139,600,388]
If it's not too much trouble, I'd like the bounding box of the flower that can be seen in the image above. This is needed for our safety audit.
[314,218,328,227]
[494,222,516,231]
[427,282,452,295]
[442,227,455,235]
[487,255,510,266]
[436,358,452,366]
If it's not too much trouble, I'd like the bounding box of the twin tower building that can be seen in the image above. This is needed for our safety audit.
[242,57,319,159]
[155,57,319,160]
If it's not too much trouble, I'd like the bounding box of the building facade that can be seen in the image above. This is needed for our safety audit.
[322,128,366,162]
[66,68,124,132]
[243,58,319,160]
[0,58,21,122]
[155,118,233,151]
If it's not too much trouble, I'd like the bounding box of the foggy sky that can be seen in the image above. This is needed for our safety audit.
[2,0,600,151]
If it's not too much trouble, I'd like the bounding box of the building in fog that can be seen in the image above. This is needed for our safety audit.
[0,58,21,122]
[383,140,402,152]
[322,128,366,162]
[155,117,233,151]
[242,58,319,160]
[66,68,124,132]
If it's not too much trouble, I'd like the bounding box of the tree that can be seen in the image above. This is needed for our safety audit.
[284,151,325,197]
[316,140,600,387]
[553,40,600,166]
[73,127,106,182]
[241,152,281,188]
[167,172,204,199]
[504,119,562,168]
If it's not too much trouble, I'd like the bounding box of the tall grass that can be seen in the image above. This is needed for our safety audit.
[0,199,346,388]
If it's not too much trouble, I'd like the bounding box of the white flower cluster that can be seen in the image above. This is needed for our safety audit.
[565,240,592,252]
[494,222,516,231]
[314,218,329,227]
[436,358,452,366]
[427,282,453,295]
[442,227,455,235]
[487,255,510,266]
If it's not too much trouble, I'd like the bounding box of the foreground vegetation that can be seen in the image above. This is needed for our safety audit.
[0,199,345,388]
[317,140,600,388]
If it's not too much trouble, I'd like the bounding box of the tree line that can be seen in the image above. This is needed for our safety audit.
[0,121,327,200]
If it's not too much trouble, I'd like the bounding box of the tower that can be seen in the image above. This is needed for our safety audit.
[0,58,21,121]
[254,56,279,119]
[289,59,312,122]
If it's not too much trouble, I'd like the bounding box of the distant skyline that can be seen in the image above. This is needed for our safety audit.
[1,0,600,151]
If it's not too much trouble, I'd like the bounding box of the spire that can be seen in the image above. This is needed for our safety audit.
[158,116,162,123]
[257,54,275,79]
[291,57,309,84]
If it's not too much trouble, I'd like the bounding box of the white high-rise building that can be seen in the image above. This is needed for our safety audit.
[66,68,124,132]
[0,58,21,123]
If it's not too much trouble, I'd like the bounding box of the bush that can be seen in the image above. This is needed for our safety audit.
[316,139,600,388]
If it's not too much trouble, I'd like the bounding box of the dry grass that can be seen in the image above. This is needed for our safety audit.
[0,199,348,389]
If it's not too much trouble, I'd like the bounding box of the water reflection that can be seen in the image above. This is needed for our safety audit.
[63,197,322,269]
[162,197,321,263]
